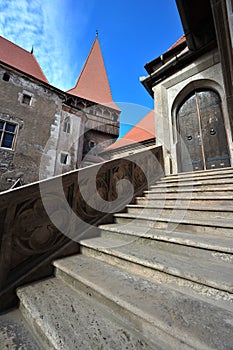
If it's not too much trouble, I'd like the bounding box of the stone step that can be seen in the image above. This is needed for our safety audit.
[145,187,233,195]
[0,309,41,350]
[153,178,233,190]
[159,172,233,185]
[79,232,233,296]
[53,254,233,350]
[9,166,233,350]
[165,167,233,180]
[126,204,233,220]
[17,277,155,350]
[114,212,233,236]
[98,223,233,254]
[144,190,233,199]
[150,182,233,192]
[136,196,233,207]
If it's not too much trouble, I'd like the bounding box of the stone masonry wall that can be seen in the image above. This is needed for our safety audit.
[0,67,63,188]
[152,48,233,175]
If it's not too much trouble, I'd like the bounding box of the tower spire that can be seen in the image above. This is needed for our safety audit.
[67,36,119,110]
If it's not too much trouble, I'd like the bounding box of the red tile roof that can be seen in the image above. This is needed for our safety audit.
[67,38,119,110]
[105,109,155,152]
[167,34,186,51]
[0,36,48,83]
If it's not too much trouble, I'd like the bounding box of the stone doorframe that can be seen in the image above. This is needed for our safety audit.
[170,79,233,174]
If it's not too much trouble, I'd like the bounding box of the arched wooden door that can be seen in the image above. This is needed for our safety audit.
[177,90,230,172]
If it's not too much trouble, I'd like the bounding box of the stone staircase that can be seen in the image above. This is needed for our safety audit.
[1,167,233,349]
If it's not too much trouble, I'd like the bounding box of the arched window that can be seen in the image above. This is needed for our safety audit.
[113,112,119,122]
[103,109,110,118]
[95,107,102,117]
[63,117,71,133]
[177,89,230,172]
[2,72,10,82]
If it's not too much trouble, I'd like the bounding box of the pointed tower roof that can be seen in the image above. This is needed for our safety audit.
[67,37,119,110]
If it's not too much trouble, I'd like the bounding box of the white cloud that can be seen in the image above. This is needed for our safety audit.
[0,0,94,91]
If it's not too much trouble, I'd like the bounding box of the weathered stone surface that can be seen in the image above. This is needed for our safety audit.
[0,145,163,312]
[54,255,233,349]
[0,309,40,349]
[79,231,233,296]
[99,223,233,253]
[114,211,233,235]
[17,277,155,350]
[161,168,233,182]
[0,67,63,185]
[126,203,233,220]
[3,166,233,349]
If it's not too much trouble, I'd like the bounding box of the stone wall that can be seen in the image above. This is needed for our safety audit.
[83,129,118,158]
[81,104,120,164]
[0,67,64,188]
[53,106,86,176]
[0,66,120,189]
[227,0,233,44]
[152,48,233,174]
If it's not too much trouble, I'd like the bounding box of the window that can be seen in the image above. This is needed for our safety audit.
[60,152,69,165]
[0,120,17,149]
[103,109,110,118]
[89,140,96,149]
[113,113,119,122]
[63,117,71,133]
[22,94,32,105]
[95,107,102,116]
[2,72,10,82]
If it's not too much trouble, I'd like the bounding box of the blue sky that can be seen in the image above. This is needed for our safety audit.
[0,0,183,137]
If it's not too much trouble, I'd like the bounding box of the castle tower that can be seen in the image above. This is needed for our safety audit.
[67,34,120,166]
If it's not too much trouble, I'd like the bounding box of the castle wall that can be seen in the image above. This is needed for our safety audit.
[152,48,233,174]
[0,67,65,189]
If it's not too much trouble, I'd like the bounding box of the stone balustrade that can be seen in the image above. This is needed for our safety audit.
[0,146,163,311]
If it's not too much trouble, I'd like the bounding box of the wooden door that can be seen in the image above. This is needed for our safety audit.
[177,90,230,172]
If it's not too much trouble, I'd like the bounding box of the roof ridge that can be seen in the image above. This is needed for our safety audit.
[0,35,32,56]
